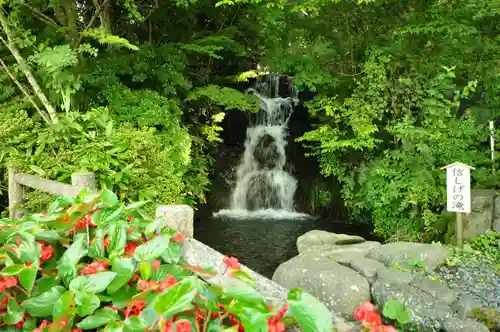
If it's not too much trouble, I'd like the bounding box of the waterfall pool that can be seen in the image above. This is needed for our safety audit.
[194,214,376,278]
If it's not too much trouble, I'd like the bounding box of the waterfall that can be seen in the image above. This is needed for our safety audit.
[215,75,308,218]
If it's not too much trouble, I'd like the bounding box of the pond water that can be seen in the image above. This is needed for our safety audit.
[194,214,377,278]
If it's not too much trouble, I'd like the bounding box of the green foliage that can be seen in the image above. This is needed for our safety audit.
[469,231,500,264]
[1,108,189,212]
[0,190,333,331]
[383,299,411,325]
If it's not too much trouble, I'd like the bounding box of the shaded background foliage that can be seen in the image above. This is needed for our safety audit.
[0,0,498,241]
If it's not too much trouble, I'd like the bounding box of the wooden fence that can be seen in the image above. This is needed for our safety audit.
[8,168,97,219]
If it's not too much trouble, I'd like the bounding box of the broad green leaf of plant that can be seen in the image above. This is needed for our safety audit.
[123,315,147,331]
[0,264,24,276]
[58,233,88,286]
[162,242,181,264]
[100,188,119,206]
[4,297,24,324]
[76,293,101,316]
[18,263,37,291]
[140,261,152,280]
[70,271,117,293]
[53,290,75,318]
[103,321,125,332]
[153,276,198,319]
[89,228,106,259]
[34,230,61,242]
[133,236,170,261]
[23,286,66,317]
[77,308,121,329]
[152,264,189,281]
[107,223,127,259]
[287,288,333,332]
[383,299,411,324]
[225,300,270,332]
[107,258,136,294]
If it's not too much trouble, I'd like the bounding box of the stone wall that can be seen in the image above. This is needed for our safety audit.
[463,189,499,241]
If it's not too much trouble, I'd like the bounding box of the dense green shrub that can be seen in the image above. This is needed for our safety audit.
[1,107,190,213]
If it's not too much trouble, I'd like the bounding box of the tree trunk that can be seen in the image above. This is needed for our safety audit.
[0,8,58,124]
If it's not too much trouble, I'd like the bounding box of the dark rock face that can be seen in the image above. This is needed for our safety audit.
[253,134,280,170]
[245,173,280,210]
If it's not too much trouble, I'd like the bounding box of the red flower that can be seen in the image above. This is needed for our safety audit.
[39,242,54,264]
[125,300,147,318]
[126,226,133,234]
[60,318,69,327]
[0,276,18,292]
[41,211,47,215]
[175,320,192,332]
[127,215,133,222]
[74,330,83,332]
[382,326,399,332]
[223,256,240,270]
[81,261,108,275]
[151,260,161,270]
[35,319,50,332]
[15,236,20,245]
[354,301,376,321]
[268,321,285,332]
[137,279,159,291]
[103,236,110,249]
[173,233,185,242]
[16,319,24,328]
[363,310,382,327]
[125,242,138,255]
[158,275,177,291]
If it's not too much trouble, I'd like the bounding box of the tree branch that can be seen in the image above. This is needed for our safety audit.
[20,2,59,28]
[0,8,58,124]
[0,56,52,124]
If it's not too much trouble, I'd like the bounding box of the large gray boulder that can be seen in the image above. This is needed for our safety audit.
[367,242,449,271]
[272,251,370,319]
[296,230,381,264]
[371,279,455,331]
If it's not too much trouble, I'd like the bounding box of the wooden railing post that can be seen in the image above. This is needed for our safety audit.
[8,168,24,219]
[71,172,96,192]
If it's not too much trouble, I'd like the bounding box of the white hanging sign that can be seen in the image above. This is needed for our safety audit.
[441,162,474,213]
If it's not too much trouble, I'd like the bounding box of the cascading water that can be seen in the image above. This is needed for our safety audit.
[215,76,307,218]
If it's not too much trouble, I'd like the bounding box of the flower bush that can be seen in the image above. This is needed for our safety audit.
[0,189,334,331]
[353,301,397,332]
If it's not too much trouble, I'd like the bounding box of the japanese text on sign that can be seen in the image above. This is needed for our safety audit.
[445,164,471,213]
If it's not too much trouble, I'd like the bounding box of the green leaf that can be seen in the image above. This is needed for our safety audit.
[103,321,124,332]
[70,271,117,293]
[23,285,65,317]
[152,264,189,281]
[34,230,61,242]
[107,224,127,259]
[58,233,88,286]
[101,189,119,206]
[153,276,198,319]
[140,262,152,280]
[225,299,270,332]
[107,258,136,294]
[77,308,121,329]
[287,288,333,332]
[229,270,256,288]
[0,264,24,276]
[89,228,106,259]
[123,316,147,332]
[53,290,75,318]
[133,236,170,261]
[35,277,59,295]
[161,242,181,264]
[76,293,101,316]
[383,299,411,324]
[4,297,24,324]
[124,201,149,210]
[18,263,37,291]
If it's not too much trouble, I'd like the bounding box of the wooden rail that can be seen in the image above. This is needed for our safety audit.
[8,168,96,219]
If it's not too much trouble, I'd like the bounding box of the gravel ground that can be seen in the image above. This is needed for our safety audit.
[437,262,500,310]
